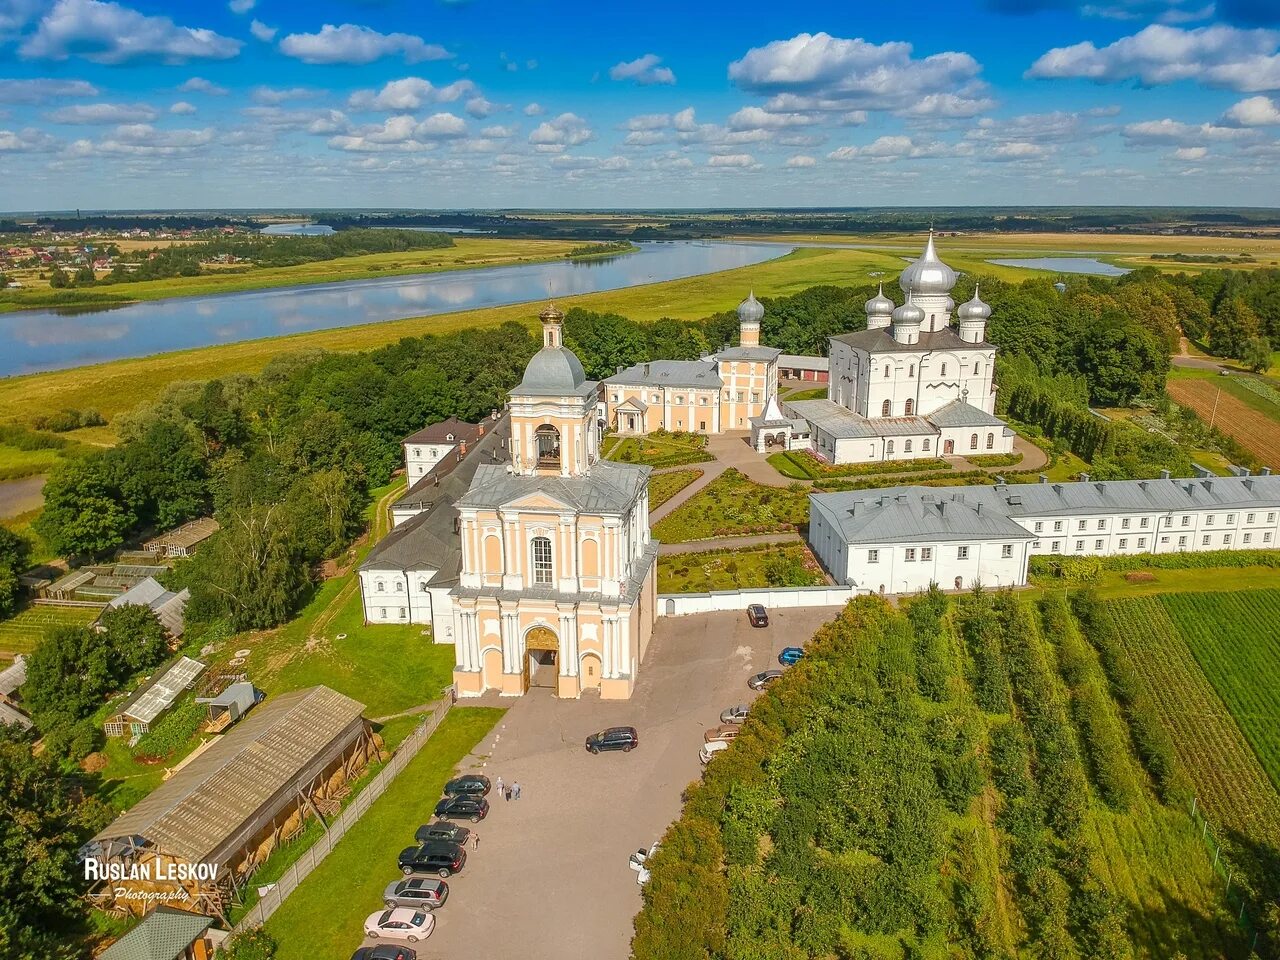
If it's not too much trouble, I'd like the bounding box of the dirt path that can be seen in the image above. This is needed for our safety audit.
[657,531,802,556]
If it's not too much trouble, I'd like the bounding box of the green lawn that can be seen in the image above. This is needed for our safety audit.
[658,542,823,592]
[0,603,99,661]
[780,385,827,401]
[265,708,504,960]
[652,468,809,543]
[602,432,713,468]
[649,468,702,509]
[0,443,65,481]
[1062,565,1280,599]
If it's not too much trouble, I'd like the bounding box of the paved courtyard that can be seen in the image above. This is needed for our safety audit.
[371,605,839,960]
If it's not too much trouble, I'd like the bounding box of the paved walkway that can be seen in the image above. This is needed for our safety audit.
[705,431,800,487]
[648,461,726,523]
[657,531,802,556]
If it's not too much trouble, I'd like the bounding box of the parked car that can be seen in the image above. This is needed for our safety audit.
[720,704,749,724]
[350,946,417,960]
[704,724,740,744]
[585,725,639,754]
[747,670,783,690]
[433,795,489,823]
[398,841,467,877]
[415,821,470,845]
[778,647,804,665]
[384,876,449,910]
[363,908,435,943]
[747,604,769,627]
[442,773,491,796]
[699,740,729,764]
[628,841,660,873]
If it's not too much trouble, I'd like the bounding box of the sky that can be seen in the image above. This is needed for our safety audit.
[1,0,1279,210]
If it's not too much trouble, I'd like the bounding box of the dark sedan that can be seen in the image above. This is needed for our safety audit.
[415,821,470,845]
[398,841,467,878]
[443,773,491,796]
[585,726,639,754]
[434,794,489,822]
[747,604,769,627]
[351,944,417,960]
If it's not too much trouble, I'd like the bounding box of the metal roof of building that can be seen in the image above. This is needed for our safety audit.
[814,475,1280,544]
[925,399,1007,429]
[111,656,205,725]
[93,686,366,866]
[715,346,783,363]
[777,354,829,370]
[99,906,212,960]
[606,359,722,390]
[402,416,486,447]
[512,346,596,398]
[144,518,219,552]
[457,460,649,516]
[0,655,26,697]
[0,701,32,730]
[786,399,938,440]
[831,326,991,355]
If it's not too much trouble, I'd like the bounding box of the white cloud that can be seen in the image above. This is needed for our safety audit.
[348,78,475,111]
[480,124,517,138]
[244,106,349,134]
[249,19,275,42]
[624,130,667,146]
[786,154,816,167]
[169,101,196,115]
[623,113,670,131]
[1224,95,1280,125]
[0,127,59,152]
[1027,24,1280,93]
[179,77,228,95]
[72,123,216,157]
[328,112,468,152]
[967,111,1114,149]
[0,77,98,104]
[1173,145,1209,159]
[727,105,818,130]
[523,102,544,116]
[228,0,254,12]
[983,141,1048,161]
[902,92,997,118]
[708,153,759,168]
[47,101,159,124]
[609,53,676,86]
[251,86,316,105]
[828,135,959,161]
[0,0,43,35]
[729,32,987,115]
[21,0,242,64]
[1122,117,1255,144]
[528,112,593,152]
[279,23,452,65]
[465,96,502,118]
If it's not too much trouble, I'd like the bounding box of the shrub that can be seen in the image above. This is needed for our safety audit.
[1031,549,1280,583]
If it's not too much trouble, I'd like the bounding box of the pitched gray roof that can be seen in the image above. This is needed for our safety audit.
[402,416,485,447]
[778,354,828,370]
[100,906,212,960]
[786,399,938,440]
[0,655,26,697]
[812,488,1036,545]
[606,359,722,390]
[997,474,1280,517]
[925,399,1006,429]
[392,414,511,513]
[831,326,991,354]
[716,346,782,362]
[457,460,649,515]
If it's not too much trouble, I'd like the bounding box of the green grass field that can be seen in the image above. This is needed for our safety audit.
[0,603,99,661]
[265,707,503,960]
[657,542,823,592]
[602,432,713,468]
[648,468,702,509]
[651,468,808,543]
[0,443,65,482]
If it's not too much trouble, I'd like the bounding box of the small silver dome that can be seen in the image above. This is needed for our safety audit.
[899,230,957,296]
[864,282,895,317]
[737,291,764,324]
[516,346,587,395]
[892,298,925,327]
[957,284,991,322]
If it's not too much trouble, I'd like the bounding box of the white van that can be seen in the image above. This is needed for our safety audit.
[699,740,729,765]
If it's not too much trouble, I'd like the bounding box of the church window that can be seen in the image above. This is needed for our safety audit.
[921,547,932,561]
[908,364,915,378]
[975,361,982,375]
[399,608,407,619]
[674,394,684,404]
[922,438,931,451]
[535,424,560,467]
[970,433,978,450]
[958,546,969,559]
[904,440,912,453]
[886,440,894,456]
[413,448,421,457]
[1002,544,1013,558]
[904,398,914,416]
[882,399,892,416]
[986,432,994,450]
[941,363,947,376]
[379,608,387,619]
[395,581,404,592]
[700,395,708,405]
[375,580,385,593]
[419,581,429,592]
[531,536,553,586]
[751,392,759,403]
[884,365,890,378]
[736,391,744,402]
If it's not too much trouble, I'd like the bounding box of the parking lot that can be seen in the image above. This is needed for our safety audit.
[360,605,839,960]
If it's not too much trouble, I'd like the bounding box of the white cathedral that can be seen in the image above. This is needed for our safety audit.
[781,232,1016,465]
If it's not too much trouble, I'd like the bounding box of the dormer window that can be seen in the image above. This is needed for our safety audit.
[446,433,454,441]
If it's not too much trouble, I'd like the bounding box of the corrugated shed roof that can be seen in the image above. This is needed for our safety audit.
[606,359,722,390]
[0,701,32,730]
[99,906,211,960]
[812,488,1036,544]
[112,656,205,725]
[0,655,26,697]
[94,686,366,865]
[778,354,828,370]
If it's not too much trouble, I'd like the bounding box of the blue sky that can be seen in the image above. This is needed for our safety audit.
[1,0,1279,210]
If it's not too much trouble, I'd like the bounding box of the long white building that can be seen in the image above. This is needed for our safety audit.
[809,473,1280,594]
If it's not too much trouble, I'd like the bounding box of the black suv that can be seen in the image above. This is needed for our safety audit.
[434,794,489,822]
[585,726,639,754]
[398,840,467,878]
[443,774,491,796]
[415,821,470,845]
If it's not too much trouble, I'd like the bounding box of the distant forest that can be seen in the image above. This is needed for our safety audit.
[5,206,1280,240]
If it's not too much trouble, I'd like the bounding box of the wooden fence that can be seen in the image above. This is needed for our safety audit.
[233,693,454,932]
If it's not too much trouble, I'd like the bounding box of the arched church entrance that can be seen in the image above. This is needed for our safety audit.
[524,625,559,692]
[943,439,954,455]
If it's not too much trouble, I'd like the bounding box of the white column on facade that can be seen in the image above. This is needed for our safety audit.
[558,611,577,676]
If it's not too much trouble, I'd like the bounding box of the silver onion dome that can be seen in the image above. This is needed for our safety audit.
[737,291,764,323]
[957,284,992,322]
[892,297,925,327]
[899,230,957,296]
[864,282,895,317]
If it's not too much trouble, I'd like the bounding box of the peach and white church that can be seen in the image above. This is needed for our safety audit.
[358,304,657,700]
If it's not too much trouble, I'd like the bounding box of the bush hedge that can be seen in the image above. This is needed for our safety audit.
[1030,549,1280,584]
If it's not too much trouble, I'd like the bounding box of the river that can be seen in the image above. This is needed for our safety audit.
[0,241,788,378]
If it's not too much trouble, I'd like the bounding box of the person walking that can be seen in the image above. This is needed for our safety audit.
[495,775,504,798]
[512,781,522,800]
